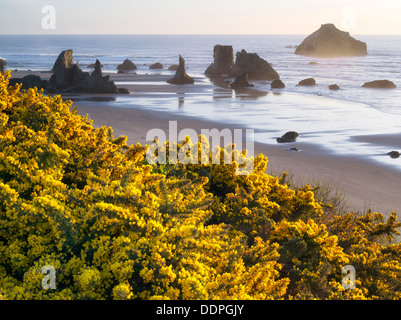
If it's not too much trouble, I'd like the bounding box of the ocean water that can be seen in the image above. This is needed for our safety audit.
[1,34,401,169]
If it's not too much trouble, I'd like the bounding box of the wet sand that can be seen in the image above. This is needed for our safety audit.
[75,101,401,216]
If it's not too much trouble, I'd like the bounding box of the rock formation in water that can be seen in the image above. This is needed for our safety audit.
[298,78,316,86]
[329,84,340,90]
[205,45,279,81]
[295,24,367,58]
[167,55,194,85]
[230,72,254,89]
[387,151,400,159]
[277,131,299,143]
[361,80,396,89]
[168,64,179,71]
[205,45,234,77]
[271,79,285,89]
[149,62,163,69]
[47,51,117,93]
[117,59,137,72]
[231,49,280,80]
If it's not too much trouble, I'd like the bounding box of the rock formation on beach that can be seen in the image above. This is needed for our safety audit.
[298,78,316,86]
[9,75,47,91]
[149,62,163,69]
[271,79,285,89]
[0,58,7,73]
[88,62,103,68]
[168,64,179,71]
[387,151,400,159]
[166,55,194,85]
[47,50,117,93]
[329,84,340,90]
[117,59,137,72]
[277,131,299,143]
[231,50,280,80]
[362,80,396,89]
[205,45,280,81]
[230,72,254,89]
[295,24,367,58]
[205,45,234,77]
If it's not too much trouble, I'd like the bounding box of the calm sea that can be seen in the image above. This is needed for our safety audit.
[1,34,401,169]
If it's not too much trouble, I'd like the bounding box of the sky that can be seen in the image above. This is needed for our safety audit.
[0,0,400,35]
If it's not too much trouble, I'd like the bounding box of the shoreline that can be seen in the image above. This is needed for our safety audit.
[74,100,401,216]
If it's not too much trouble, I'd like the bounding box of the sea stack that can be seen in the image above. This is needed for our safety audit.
[230,72,254,89]
[231,50,279,80]
[295,24,367,58]
[47,50,118,93]
[205,45,234,77]
[167,55,194,85]
[117,59,137,72]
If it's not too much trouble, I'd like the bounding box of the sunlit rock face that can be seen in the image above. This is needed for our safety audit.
[295,24,367,58]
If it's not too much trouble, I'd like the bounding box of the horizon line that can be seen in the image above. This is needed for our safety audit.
[1,33,401,36]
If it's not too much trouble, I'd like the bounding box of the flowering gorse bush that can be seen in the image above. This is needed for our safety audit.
[1,71,401,300]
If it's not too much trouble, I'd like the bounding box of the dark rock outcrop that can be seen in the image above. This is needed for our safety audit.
[295,24,367,58]
[277,131,299,143]
[388,151,400,159]
[205,45,234,77]
[117,59,137,71]
[167,55,194,85]
[149,62,163,69]
[271,79,285,89]
[231,50,279,80]
[205,45,279,80]
[49,49,74,90]
[118,88,130,94]
[298,78,316,86]
[0,58,7,73]
[47,51,117,93]
[362,80,396,89]
[230,72,254,89]
[9,75,47,90]
[329,84,340,90]
[88,62,103,68]
[168,64,179,71]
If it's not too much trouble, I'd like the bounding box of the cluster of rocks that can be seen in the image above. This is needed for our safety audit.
[205,45,280,89]
[116,59,169,73]
[9,50,132,94]
[45,50,119,93]
[5,24,397,94]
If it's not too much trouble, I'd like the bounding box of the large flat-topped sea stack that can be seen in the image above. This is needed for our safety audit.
[295,24,367,58]
[205,45,279,80]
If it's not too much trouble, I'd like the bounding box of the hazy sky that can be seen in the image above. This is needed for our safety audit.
[0,0,400,35]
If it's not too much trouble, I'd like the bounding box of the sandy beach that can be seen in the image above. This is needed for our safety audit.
[74,99,401,216]
[9,70,401,216]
